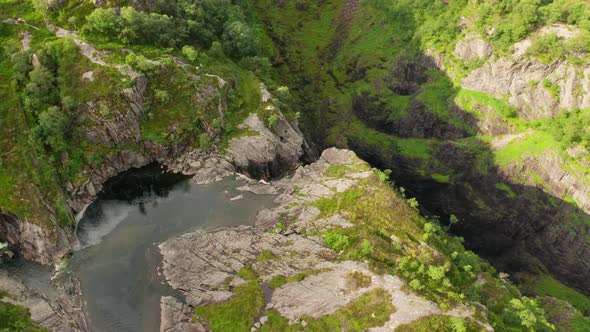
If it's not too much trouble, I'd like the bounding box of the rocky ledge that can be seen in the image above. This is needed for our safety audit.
[158,148,494,331]
[0,270,90,332]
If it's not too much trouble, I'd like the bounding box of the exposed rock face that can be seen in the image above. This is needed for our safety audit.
[225,113,305,179]
[160,296,206,332]
[461,32,590,119]
[0,271,90,332]
[0,213,75,265]
[454,37,492,61]
[158,149,487,331]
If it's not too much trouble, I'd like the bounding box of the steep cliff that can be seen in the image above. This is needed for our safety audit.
[254,0,590,313]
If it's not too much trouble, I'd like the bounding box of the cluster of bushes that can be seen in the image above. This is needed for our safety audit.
[527,31,590,64]
[84,1,260,59]
[474,0,590,58]
[10,39,74,158]
[538,108,590,149]
[0,298,45,332]
[374,0,590,62]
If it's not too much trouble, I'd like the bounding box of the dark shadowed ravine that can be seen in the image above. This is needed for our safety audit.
[67,167,273,332]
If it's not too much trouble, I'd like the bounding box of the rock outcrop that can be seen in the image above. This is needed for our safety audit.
[461,25,590,120]
[0,213,75,265]
[158,149,489,331]
[0,271,90,332]
[454,37,493,61]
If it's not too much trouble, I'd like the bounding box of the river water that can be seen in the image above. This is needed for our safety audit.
[11,166,274,332]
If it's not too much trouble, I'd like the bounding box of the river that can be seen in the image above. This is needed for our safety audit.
[7,165,274,332]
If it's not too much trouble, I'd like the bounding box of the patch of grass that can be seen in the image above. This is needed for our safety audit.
[395,314,481,332]
[493,131,559,167]
[0,300,47,332]
[396,138,433,160]
[237,265,258,281]
[346,271,372,290]
[260,288,395,332]
[495,183,517,198]
[304,288,394,330]
[311,188,363,216]
[323,230,351,251]
[521,274,590,316]
[256,249,275,262]
[194,280,265,332]
[431,173,450,184]
[325,164,349,178]
[455,89,519,124]
[267,275,288,289]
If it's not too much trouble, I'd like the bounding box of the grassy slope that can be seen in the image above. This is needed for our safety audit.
[253,0,590,328]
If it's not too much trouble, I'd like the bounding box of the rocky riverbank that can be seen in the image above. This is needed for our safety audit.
[157,148,500,331]
[0,270,89,332]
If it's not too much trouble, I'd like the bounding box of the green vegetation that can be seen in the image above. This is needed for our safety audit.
[395,315,481,332]
[260,289,394,332]
[495,183,517,198]
[305,168,554,330]
[0,0,276,230]
[0,298,47,332]
[84,2,261,59]
[256,249,275,262]
[540,297,590,332]
[194,281,264,332]
[2,0,590,330]
[267,275,287,289]
[522,275,590,315]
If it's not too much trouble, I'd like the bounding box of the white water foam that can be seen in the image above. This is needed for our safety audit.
[76,201,136,250]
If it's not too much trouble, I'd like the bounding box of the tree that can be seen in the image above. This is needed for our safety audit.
[176,0,232,47]
[30,106,72,153]
[25,67,57,114]
[85,8,122,37]
[221,20,259,58]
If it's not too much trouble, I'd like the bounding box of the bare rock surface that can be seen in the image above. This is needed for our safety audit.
[0,271,89,332]
[0,213,75,265]
[160,296,206,332]
[158,148,485,330]
[225,113,305,179]
[454,37,492,61]
[461,25,590,119]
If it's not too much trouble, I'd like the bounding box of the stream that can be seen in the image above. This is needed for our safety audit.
[7,165,275,332]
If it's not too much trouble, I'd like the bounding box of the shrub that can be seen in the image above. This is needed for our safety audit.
[181,45,199,63]
[506,298,554,331]
[125,53,158,76]
[323,231,351,251]
[527,33,566,64]
[267,113,280,128]
[198,133,211,151]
